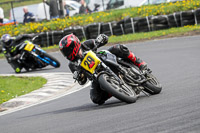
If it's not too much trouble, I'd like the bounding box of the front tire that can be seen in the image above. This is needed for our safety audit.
[42,53,60,68]
[98,73,137,103]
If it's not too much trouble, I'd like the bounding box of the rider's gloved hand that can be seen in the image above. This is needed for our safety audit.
[73,71,79,80]
[78,73,87,85]
[95,34,108,47]
[73,71,87,85]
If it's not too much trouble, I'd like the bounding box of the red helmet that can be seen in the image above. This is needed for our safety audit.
[59,34,81,61]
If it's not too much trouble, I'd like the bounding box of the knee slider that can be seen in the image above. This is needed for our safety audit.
[90,90,105,105]
[119,44,129,56]
[108,44,130,58]
[116,44,130,58]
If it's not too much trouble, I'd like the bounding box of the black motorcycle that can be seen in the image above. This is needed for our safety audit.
[16,39,60,72]
[76,50,162,104]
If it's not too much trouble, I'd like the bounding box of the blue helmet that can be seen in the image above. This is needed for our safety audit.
[1,34,12,47]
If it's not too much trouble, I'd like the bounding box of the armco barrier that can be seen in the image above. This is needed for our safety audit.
[151,15,170,31]
[32,9,200,47]
[101,22,113,36]
[195,9,200,24]
[123,17,139,34]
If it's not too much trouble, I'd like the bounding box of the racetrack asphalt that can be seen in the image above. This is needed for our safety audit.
[0,35,200,133]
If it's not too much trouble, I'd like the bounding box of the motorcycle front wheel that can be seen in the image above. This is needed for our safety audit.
[42,53,60,68]
[98,73,137,103]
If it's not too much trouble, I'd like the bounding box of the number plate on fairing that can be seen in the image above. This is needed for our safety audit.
[24,42,34,51]
[81,50,101,74]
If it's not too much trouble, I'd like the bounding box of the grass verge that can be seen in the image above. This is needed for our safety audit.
[0,76,47,104]
[108,25,200,44]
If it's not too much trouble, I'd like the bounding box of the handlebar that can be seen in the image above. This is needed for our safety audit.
[32,35,39,42]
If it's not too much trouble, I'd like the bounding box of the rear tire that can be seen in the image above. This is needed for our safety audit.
[143,73,162,95]
[98,73,137,103]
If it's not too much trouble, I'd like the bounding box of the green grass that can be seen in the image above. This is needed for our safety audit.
[0,76,47,104]
[108,25,200,44]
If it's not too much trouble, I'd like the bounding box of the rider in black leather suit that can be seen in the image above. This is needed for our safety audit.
[59,34,147,105]
[1,34,34,73]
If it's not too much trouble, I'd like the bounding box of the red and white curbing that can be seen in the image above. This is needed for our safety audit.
[0,72,79,112]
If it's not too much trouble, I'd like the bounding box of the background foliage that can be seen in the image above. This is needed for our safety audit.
[0,0,200,37]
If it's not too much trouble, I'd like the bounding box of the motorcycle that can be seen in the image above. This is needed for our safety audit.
[16,39,60,72]
[76,50,162,103]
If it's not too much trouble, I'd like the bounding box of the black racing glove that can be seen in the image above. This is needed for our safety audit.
[95,34,108,47]
[73,71,87,85]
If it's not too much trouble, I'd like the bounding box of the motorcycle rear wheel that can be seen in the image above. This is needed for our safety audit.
[98,73,137,103]
[143,73,162,95]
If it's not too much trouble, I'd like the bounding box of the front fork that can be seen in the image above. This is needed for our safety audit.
[100,62,124,85]
[30,48,46,67]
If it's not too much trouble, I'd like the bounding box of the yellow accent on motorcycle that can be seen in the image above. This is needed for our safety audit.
[15,68,21,73]
[81,50,101,74]
[24,42,34,51]
[11,46,16,53]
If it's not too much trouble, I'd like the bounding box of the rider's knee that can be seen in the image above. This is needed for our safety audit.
[90,88,105,105]
[108,44,130,58]
[90,86,112,105]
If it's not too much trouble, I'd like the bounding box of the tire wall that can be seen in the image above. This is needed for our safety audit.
[32,9,200,47]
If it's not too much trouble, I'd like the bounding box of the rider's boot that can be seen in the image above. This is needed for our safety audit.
[9,61,22,73]
[107,44,148,71]
[127,51,147,71]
